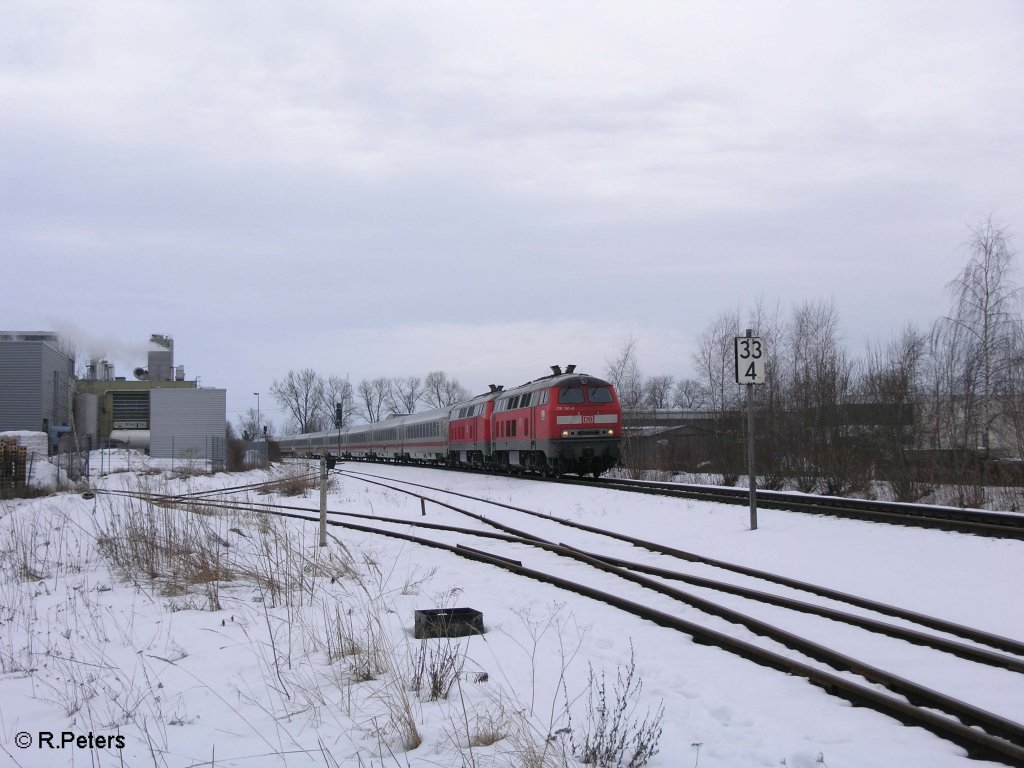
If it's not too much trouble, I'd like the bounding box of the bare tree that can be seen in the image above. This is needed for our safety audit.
[270,368,325,434]
[863,325,927,501]
[745,299,787,489]
[1001,333,1024,508]
[942,217,1020,452]
[694,311,742,415]
[390,376,424,414]
[321,375,357,428]
[604,338,647,476]
[234,409,258,438]
[605,338,644,411]
[783,300,867,494]
[1002,315,1024,476]
[692,311,743,483]
[643,375,674,410]
[672,378,707,410]
[928,217,1021,503]
[422,370,469,409]
[358,377,393,422]
[926,319,986,506]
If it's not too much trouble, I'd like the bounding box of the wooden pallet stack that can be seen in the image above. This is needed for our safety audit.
[0,437,28,489]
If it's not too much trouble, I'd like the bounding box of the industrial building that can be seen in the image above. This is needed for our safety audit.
[0,332,75,446]
[1,331,227,464]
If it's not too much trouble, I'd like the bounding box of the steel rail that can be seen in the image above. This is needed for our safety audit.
[563,475,1024,538]
[104,478,1024,672]
[285,453,1024,537]
[100,485,1024,766]
[339,468,1024,657]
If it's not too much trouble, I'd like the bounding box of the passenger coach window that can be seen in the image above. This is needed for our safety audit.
[558,387,585,404]
[588,387,614,403]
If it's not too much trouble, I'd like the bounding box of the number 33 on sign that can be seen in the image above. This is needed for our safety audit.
[734,336,766,385]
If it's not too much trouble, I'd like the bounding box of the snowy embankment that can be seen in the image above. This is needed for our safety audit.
[0,453,1021,768]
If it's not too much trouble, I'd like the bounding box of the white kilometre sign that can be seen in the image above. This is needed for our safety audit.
[734,336,766,385]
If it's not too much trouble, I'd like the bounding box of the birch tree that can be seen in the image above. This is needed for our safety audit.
[605,338,644,411]
[941,217,1020,452]
[693,310,743,483]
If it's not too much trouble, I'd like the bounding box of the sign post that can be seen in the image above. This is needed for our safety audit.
[735,329,766,530]
[319,454,328,547]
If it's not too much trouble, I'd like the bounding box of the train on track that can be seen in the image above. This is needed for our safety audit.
[276,365,622,477]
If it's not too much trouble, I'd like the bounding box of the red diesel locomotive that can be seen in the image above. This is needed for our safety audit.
[488,365,621,476]
[277,365,622,477]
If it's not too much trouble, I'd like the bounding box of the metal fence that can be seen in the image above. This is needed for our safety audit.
[53,434,231,478]
[163,435,227,473]
[242,440,269,470]
[48,434,270,480]
[56,433,93,481]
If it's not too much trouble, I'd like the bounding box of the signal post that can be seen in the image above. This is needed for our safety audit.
[734,329,766,530]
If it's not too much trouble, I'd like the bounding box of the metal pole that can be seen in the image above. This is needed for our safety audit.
[746,328,757,531]
[319,454,328,547]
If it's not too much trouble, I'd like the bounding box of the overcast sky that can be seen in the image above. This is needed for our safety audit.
[4,1,1023,429]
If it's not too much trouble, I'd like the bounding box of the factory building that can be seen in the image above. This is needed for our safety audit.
[1,331,227,464]
[150,388,228,460]
[75,334,198,451]
[0,332,75,447]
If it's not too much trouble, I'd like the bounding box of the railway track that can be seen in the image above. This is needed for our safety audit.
[286,455,1024,538]
[339,470,1024,657]
[567,475,1024,538]
[93,470,1024,766]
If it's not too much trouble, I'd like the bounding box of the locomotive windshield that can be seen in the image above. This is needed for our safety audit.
[557,386,614,404]
[557,387,585,404]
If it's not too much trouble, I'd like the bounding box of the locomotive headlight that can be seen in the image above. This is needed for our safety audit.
[561,430,569,438]
[607,429,615,436]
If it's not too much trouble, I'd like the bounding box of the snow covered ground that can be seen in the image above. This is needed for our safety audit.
[1,452,1022,768]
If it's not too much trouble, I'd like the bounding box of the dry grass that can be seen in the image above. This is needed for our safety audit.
[2,474,660,767]
[260,463,323,496]
[93,493,232,609]
[411,638,466,702]
[92,483,357,613]
[570,644,664,768]
[375,672,424,753]
[0,484,52,500]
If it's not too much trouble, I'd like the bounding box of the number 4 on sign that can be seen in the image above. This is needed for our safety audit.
[735,336,766,385]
